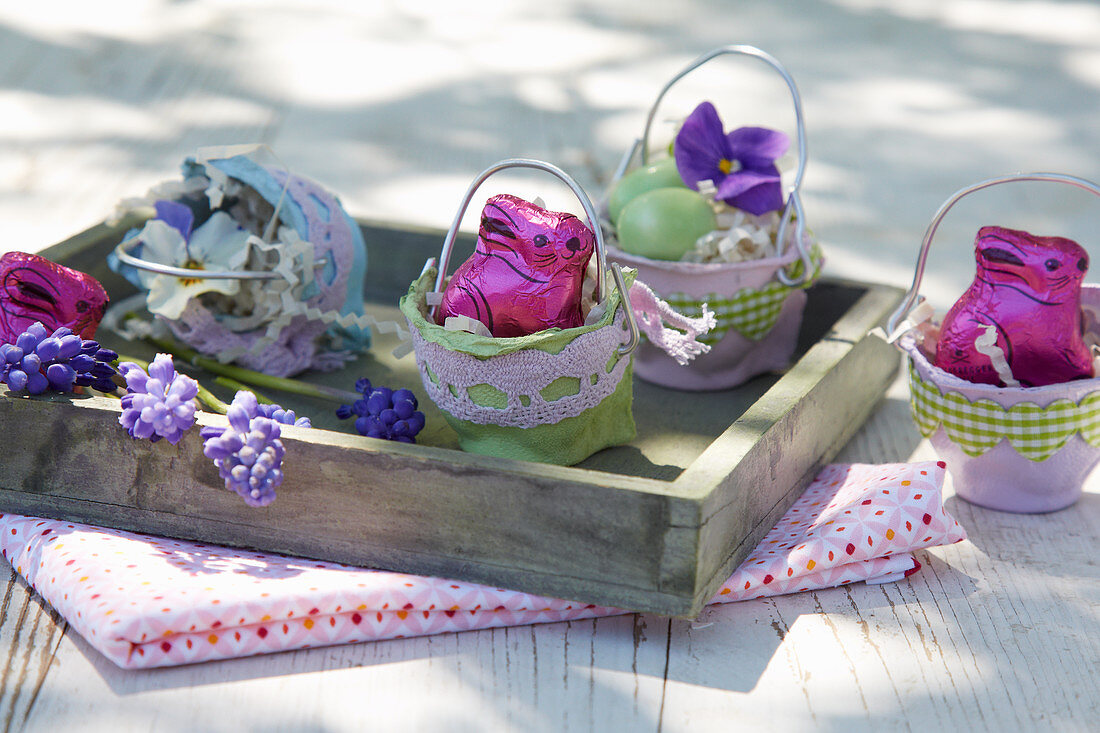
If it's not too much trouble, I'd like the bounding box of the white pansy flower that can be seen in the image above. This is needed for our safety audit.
[136,212,251,319]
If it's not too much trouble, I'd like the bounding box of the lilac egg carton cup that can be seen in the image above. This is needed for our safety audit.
[609,246,806,391]
[891,172,1100,514]
[903,330,1100,513]
[604,45,817,392]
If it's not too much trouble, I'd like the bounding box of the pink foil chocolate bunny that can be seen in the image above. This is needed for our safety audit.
[0,251,109,343]
[437,194,595,337]
[935,225,1092,387]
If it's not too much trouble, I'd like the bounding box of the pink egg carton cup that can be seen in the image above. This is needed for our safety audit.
[604,45,819,391]
[889,173,1100,513]
[610,246,806,390]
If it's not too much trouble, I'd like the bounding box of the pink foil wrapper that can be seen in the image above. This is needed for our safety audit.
[935,225,1092,387]
[437,194,595,338]
[0,251,109,342]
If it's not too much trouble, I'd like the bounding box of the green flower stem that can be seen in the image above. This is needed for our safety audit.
[215,376,275,405]
[146,336,361,403]
[195,386,229,414]
[116,353,228,415]
[116,354,149,370]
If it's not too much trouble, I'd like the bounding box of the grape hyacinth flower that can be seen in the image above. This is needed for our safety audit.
[199,390,311,442]
[1,321,118,395]
[673,101,789,216]
[256,402,312,429]
[201,390,306,507]
[336,378,425,443]
[117,353,199,444]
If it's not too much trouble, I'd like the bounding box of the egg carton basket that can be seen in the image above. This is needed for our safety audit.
[400,159,640,466]
[889,172,1100,513]
[605,45,820,391]
[110,145,371,377]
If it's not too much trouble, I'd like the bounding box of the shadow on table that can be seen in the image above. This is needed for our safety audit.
[946,491,1100,581]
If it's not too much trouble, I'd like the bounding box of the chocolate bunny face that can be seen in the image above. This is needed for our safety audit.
[974,225,1087,303]
[935,225,1092,387]
[477,194,594,279]
[437,194,596,337]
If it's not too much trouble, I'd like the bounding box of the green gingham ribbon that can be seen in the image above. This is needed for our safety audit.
[662,245,823,345]
[908,362,1100,461]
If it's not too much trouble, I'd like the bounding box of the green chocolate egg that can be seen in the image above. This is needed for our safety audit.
[616,188,717,261]
[607,157,685,225]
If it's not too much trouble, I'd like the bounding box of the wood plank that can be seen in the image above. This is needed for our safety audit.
[15,611,672,732]
[0,389,699,615]
[0,570,65,732]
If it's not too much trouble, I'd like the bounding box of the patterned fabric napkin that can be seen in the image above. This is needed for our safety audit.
[0,462,964,669]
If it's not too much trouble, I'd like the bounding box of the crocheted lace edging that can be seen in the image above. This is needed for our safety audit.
[411,311,631,428]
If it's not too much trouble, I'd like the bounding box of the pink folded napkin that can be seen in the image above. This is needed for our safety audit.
[0,461,964,668]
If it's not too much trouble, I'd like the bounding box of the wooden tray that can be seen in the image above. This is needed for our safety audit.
[0,217,902,617]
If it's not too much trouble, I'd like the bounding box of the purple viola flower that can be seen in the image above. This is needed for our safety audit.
[202,391,289,507]
[118,353,199,444]
[129,200,250,320]
[674,101,789,216]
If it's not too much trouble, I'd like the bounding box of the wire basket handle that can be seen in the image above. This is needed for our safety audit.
[886,172,1100,335]
[617,45,812,286]
[638,46,807,183]
[431,158,639,356]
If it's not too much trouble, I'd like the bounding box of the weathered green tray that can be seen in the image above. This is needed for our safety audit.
[0,217,902,617]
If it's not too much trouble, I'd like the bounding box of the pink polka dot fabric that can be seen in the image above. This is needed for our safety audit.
[0,461,964,669]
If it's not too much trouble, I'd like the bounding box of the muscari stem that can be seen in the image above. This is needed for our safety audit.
[116,353,228,415]
[146,336,361,403]
[214,376,275,405]
[195,386,229,414]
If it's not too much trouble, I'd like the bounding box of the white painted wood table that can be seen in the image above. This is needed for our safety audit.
[1,1,1099,730]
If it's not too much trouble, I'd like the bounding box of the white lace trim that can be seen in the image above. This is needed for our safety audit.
[411,310,631,428]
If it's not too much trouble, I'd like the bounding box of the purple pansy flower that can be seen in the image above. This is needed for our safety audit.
[129,200,251,320]
[674,101,789,216]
